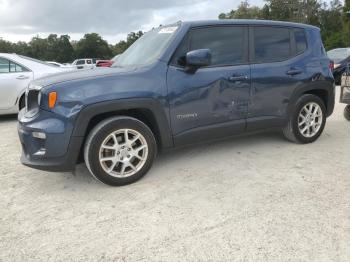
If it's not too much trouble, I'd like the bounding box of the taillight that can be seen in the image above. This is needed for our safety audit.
[329,60,334,71]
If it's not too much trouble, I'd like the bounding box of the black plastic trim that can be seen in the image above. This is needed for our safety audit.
[72,98,173,148]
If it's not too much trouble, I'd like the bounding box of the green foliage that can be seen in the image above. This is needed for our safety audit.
[0,31,143,63]
[219,0,350,50]
[75,33,112,59]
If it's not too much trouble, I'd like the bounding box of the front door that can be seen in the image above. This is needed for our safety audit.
[167,25,251,145]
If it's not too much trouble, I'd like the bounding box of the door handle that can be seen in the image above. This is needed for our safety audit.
[16,75,30,80]
[228,75,248,82]
[286,68,302,76]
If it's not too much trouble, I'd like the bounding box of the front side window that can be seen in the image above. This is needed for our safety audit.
[172,26,246,67]
[76,60,85,65]
[253,27,291,63]
[190,26,246,66]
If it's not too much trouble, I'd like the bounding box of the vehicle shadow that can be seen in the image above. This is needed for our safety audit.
[73,130,287,186]
[0,114,18,123]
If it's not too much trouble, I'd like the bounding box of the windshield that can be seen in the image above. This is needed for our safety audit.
[327,48,350,63]
[113,26,178,67]
[112,54,120,62]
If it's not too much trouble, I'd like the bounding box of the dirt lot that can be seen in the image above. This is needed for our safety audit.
[1,89,350,262]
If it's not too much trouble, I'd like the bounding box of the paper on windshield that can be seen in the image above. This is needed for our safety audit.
[159,27,178,34]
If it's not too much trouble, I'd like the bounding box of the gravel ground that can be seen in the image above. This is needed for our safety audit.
[1,88,350,262]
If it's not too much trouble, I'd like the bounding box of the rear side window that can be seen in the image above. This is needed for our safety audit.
[10,61,28,72]
[0,57,28,73]
[294,28,307,54]
[172,26,247,67]
[253,27,291,63]
[0,57,9,73]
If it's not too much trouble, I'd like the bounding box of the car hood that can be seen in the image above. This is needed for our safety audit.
[32,66,137,88]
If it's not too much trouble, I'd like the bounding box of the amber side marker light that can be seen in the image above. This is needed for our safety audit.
[48,91,57,109]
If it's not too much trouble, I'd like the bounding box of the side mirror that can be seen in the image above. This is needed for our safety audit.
[185,49,211,73]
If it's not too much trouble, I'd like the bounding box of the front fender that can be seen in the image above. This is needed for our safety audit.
[71,98,173,148]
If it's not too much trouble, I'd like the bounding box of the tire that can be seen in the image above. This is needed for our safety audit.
[283,94,326,144]
[84,116,157,186]
[344,105,350,121]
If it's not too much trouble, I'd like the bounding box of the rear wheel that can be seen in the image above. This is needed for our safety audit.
[283,94,326,144]
[84,116,157,186]
[344,105,350,121]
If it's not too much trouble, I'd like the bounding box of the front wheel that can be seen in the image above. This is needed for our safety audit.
[84,116,157,186]
[283,94,326,144]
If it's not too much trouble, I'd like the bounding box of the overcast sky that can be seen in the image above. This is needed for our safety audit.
[0,0,265,44]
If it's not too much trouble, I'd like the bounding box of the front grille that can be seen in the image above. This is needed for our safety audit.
[25,89,40,117]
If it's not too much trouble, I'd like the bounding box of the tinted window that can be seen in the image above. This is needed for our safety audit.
[294,29,307,54]
[172,26,246,67]
[0,58,9,73]
[76,60,85,65]
[9,61,28,72]
[0,58,28,73]
[253,27,291,63]
[87,60,92,64]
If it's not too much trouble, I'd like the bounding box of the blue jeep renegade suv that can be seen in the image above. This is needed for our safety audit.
[18,20,335,186]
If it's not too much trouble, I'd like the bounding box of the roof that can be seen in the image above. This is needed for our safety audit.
[180,19,319,30]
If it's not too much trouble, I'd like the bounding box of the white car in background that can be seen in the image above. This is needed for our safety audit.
[0,53,73,115]
[71,58,97,70]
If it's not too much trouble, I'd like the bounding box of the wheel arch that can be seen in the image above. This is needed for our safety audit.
[288,83,335,117]
[72,98,173,162]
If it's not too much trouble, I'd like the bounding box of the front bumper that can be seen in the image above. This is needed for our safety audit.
[17,108,83,172]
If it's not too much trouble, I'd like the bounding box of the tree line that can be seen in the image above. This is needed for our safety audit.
[0,31,143,63]
[0,0,349,63]
[219,0,350,50]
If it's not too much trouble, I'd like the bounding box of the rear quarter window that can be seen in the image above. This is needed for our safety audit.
[294,28,307,54]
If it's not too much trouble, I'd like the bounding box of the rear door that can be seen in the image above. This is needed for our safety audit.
[0,57,33,109]
[167,25,251,144]
[248,26,308,130]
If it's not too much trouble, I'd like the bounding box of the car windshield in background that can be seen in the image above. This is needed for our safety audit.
[327,48,350,63]
[113,26,178,68]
